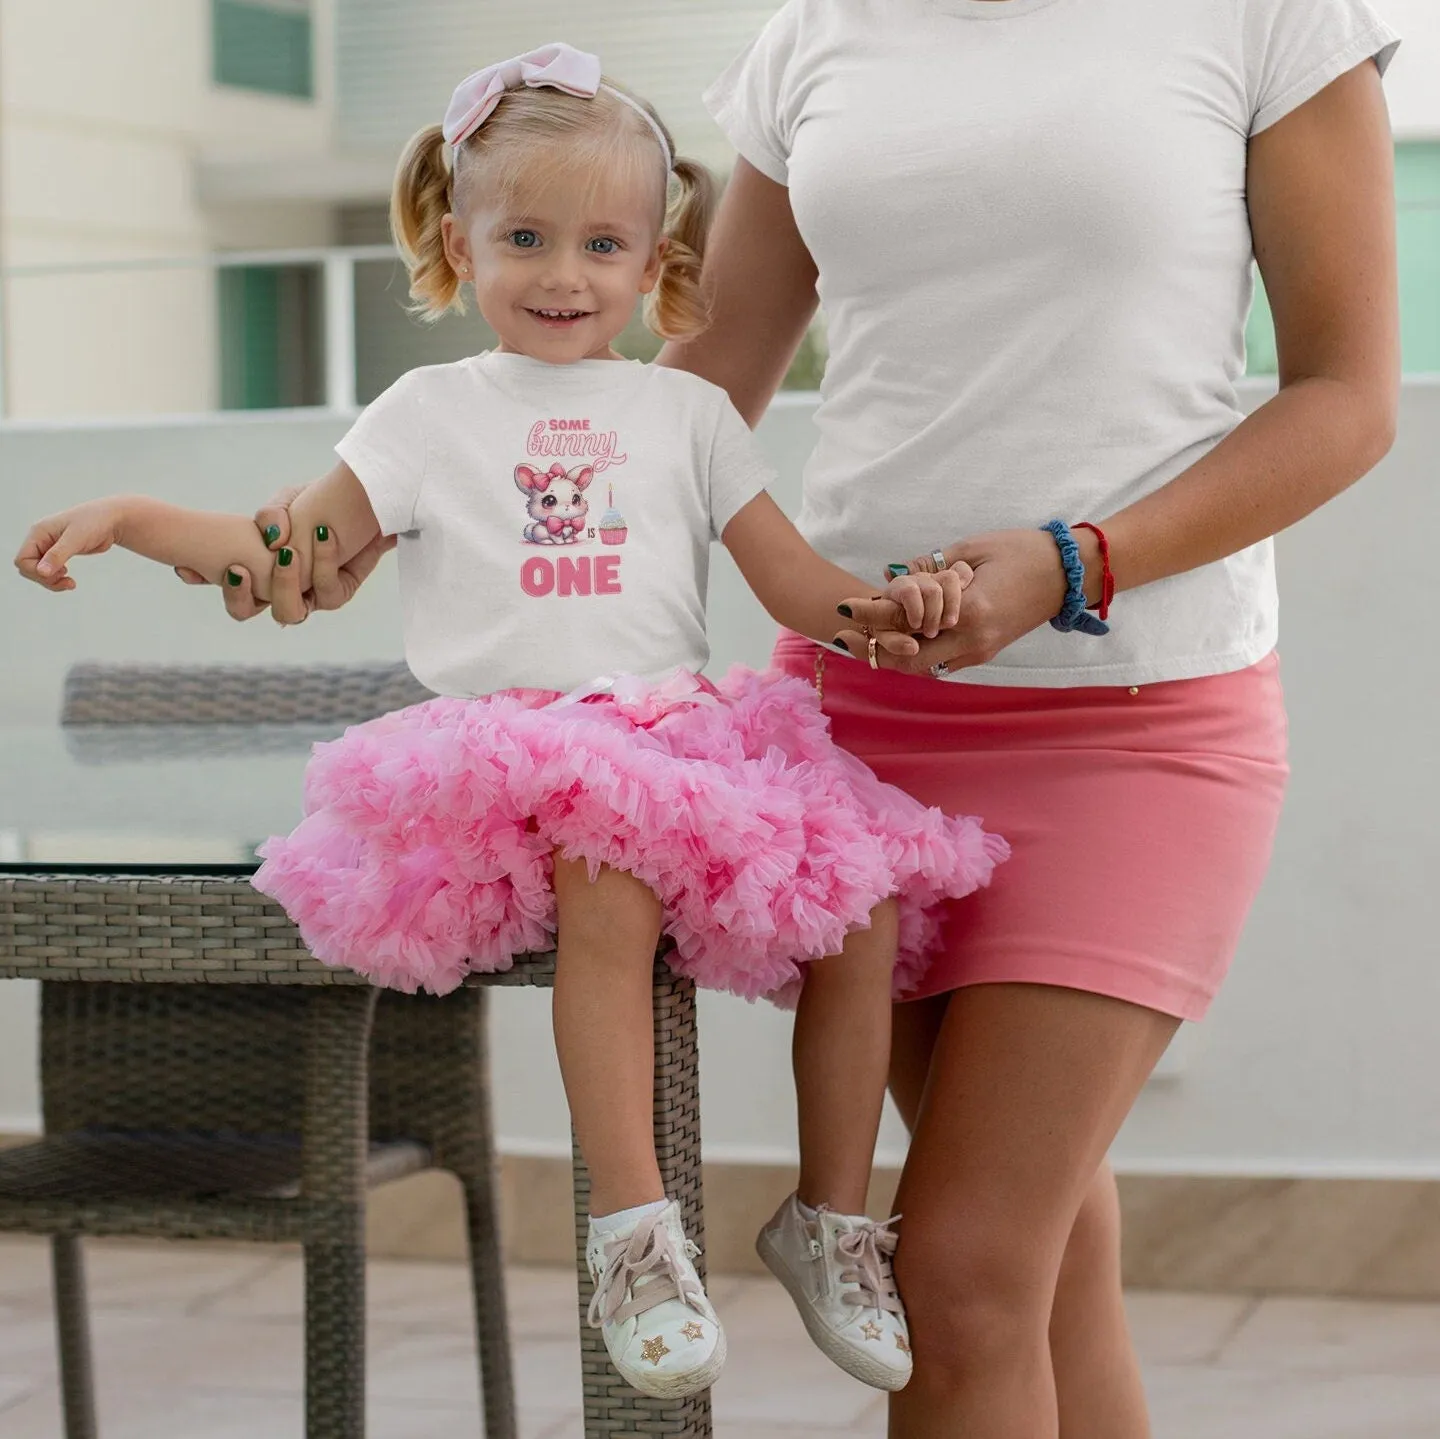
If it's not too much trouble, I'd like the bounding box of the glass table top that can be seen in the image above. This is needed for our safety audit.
[0,724,345,869]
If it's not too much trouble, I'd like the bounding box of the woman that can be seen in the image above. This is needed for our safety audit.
[199,0,1401,1431]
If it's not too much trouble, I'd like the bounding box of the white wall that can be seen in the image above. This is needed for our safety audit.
[1,381,1438,1176]
[1381,0,1440,139]
[0,0,336,419]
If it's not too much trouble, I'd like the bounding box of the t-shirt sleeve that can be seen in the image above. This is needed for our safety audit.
[701,2,804,185]
[333,370,428,535]
[1244,0,1401,137]
[706,394,776,540]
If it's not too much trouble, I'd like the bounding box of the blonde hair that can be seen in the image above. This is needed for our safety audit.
[390,80,715,340]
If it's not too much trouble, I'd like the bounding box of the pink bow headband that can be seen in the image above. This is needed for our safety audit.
[442,42,674,172]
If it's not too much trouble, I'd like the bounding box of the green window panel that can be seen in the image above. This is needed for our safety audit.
[1395,142,1440,374]
[1247,141,1440,376]
[219,265,324,410]
[212,0,313,100]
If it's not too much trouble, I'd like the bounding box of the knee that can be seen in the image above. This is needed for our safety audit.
[894,1217,1057,1372]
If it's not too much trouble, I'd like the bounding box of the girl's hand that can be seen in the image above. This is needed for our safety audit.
[14,498,132,592]
[834,562,974,646]
[832,530,1074,674]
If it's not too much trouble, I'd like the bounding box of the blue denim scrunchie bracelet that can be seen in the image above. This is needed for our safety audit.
[1042,520,1110,636]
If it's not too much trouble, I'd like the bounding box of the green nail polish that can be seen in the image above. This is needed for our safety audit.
[277,548,293,567]
[837,603,853,619]
[225,570,242,587]
[886,563,910,579]
[263,525,281,546]
[315,525,329,543]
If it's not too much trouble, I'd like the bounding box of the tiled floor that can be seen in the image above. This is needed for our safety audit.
[1,1238,1439,1437]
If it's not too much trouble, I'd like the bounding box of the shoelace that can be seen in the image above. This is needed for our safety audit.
[834,1215,904,1316]
[587,1212,706,1328]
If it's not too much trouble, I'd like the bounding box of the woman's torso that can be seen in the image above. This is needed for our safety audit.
[705,0,1398,686]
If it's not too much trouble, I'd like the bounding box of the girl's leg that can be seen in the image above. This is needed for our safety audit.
[760,900,911,1391]
[553,854,727,1399]
[890,996,1152,1437]
[887,983,1177,1439]
[794,900,900,1214]
[551,853,666,1217]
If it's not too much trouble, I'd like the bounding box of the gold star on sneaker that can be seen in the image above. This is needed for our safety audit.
[681,1321,705,1342]
[640,1335,671,1366]
[895,1333,911,1355]
[861,1320,883,1341]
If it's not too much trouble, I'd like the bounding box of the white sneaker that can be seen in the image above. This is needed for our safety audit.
[757,1193,912,1391]
[586,1199,727,1398]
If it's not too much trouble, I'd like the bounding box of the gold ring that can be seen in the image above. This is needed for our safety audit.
[868,635,880,669]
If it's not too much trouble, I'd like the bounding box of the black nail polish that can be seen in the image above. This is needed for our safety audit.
[832,638,850,653]
[226,570,242,588]
[264,525,281,546]
[315,525,329,543]
[277,548,293,567]
[837,604,853,619]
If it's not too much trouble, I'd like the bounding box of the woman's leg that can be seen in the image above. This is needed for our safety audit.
[1050,1162,1152,1438]
[793,900,899,1214]
[887,983,1177,1439]
[551,853,666,1217]
[889,995,1153,1438]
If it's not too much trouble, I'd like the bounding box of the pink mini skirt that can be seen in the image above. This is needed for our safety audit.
[773,633,1290,1021]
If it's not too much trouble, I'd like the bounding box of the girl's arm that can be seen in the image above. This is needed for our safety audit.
[15,463,380,601]
[722,492,968,655]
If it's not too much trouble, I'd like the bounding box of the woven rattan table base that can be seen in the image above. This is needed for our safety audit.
[0,871,713,1437]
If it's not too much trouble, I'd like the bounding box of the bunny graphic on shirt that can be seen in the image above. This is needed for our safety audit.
[516,462,593,545]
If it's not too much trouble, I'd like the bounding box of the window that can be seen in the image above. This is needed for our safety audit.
[212,0,313,100]
[218,264,325,409]
[1246,141,1440,376]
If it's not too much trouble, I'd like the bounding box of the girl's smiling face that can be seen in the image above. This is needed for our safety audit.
[443,162,667,363]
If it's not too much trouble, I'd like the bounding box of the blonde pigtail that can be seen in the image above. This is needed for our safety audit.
[390,124,466,322]
[645,157,717,342]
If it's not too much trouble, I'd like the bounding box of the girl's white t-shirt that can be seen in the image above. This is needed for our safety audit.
[336,352,772,698]
[704,0,1400,686]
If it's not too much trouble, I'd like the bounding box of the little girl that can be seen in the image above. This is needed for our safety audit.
[15,44,1006,1400]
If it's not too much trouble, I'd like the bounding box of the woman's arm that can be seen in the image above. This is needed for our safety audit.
[657,159,819,424]
[1099,58,1398,593]
[838,59,1400,671]
[177,484,397,624]
[723,493,967,654]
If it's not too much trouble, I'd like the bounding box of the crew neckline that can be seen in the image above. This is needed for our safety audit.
[474,350,644,383]
[932,0,1065,18]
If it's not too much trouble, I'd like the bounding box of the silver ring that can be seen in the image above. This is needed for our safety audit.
[930,661,951,679]
[930,550,948,572]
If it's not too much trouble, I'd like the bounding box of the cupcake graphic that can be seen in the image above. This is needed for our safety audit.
[598,483,628,545]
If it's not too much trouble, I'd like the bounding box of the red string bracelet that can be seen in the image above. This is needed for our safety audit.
[1073,522,1113,621]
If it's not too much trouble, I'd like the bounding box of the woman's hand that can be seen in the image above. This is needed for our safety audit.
[174,485,396,624]
[833,529,1078,675]
[14,498,133,592]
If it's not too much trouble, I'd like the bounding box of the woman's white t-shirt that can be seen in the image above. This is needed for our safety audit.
[704,0,1400,686]
[336,352,772,697]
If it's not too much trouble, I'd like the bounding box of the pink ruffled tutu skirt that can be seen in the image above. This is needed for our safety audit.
[252,668,1008,1003]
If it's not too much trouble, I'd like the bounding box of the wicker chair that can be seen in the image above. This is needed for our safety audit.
[0,662,516,1439]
